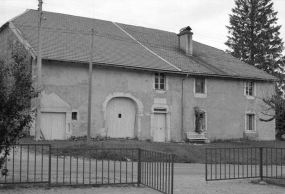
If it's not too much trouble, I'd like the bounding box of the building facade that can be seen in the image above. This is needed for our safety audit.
[0,10,277,142]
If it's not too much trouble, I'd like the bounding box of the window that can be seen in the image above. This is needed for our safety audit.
[245,81,254,96]
[72,112,77,120]
[155,73,165,90]
[154,108,167,111]
[246,114,255,131]
[195,78,205,94]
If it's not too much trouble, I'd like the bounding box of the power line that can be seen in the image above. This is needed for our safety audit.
[1,3,228,44]
[42,1,227,38]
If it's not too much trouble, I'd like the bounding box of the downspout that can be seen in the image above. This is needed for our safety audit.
[181,74,189,141]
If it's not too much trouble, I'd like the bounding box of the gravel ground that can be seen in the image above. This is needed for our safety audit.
[1,174,285,194]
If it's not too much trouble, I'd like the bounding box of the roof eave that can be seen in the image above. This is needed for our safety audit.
[42,58,277,82]
[9,21,37,59]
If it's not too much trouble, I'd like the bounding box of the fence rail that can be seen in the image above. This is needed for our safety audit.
[51,148,139,186]
[0,144,51,185]
[140,149,174,194]
[0,144,174,194]
[206,147,285,181]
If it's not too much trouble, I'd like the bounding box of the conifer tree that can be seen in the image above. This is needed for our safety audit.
[225,0,284,75]
[226,0,285,139]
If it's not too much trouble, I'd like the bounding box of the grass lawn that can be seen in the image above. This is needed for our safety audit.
[19,137,285,164]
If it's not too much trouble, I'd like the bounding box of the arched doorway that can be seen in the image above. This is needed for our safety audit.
[102,92,144,139]
[106,97,136,138]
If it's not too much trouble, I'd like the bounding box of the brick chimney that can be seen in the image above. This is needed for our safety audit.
[177,26,193,56]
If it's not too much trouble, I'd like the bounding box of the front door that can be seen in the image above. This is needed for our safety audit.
[106,97,136,138]
[153,113,166,142]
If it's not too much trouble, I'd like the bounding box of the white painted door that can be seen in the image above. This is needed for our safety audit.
[41,112,66,140]
[106,98,136,138]
[153,114,166,142]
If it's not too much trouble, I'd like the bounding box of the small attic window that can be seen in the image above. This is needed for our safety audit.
[154,108,167,112]
[72,112,78,120]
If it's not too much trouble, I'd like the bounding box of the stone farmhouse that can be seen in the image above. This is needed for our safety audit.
[0,10,277,142]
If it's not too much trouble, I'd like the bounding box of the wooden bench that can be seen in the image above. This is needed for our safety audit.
[186,132,209,143]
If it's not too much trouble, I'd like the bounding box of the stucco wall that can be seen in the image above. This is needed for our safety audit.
[182,77,275,140]
[41,60,275,141]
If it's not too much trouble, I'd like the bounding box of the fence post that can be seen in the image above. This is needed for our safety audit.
[205,149,208,182]
[171,155,174,194]
[48,144,52,187]
[259,147,263,181]
[137,148,141,187]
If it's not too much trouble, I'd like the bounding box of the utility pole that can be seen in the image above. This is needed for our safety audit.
[35,0,43,140]
[87,29,94,143]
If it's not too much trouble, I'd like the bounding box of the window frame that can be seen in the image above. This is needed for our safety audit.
[154,72,166,91]
[244,81,255,99]
[194,77,207,98]
[71,111,78,122]
[245,111,256,133]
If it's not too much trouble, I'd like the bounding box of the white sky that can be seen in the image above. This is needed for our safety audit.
[0,0,285,53]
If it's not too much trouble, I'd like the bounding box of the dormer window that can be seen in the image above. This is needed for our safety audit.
[155,73,165,90]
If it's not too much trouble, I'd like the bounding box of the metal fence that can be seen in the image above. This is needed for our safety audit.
[140,149,174,194]
[51,148,139,186]
[205,147,285,181]
[0,144,174,194]
[0,144,51,185]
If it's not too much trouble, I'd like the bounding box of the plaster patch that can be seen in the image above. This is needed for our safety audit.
[41,91,71,112]
[154,98,167,104]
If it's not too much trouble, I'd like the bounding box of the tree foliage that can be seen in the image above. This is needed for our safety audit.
[194,106,204,134]
[225,0,284,75]
[0,42,38,171]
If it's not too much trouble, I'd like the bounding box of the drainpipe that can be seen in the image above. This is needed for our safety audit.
[181,74,189,141]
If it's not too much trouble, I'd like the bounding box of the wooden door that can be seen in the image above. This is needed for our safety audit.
[41,112,66,140]
[153,113,166,142]
[106,98,136,138]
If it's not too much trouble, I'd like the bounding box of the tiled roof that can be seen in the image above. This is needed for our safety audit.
[7,9,277,80]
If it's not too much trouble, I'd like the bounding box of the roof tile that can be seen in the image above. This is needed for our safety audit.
[9,9,277,81]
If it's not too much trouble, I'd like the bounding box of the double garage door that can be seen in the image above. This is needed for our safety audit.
[41,112,66,140]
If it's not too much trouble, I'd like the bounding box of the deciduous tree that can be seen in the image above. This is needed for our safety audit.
[0,42,38,172]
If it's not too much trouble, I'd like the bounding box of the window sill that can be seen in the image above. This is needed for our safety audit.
[245,130,257,133]
[155,89,166,94]
[194,93,207,98]
[245,95,255,100]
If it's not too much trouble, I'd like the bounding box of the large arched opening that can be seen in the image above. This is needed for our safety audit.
[102,92,143,139]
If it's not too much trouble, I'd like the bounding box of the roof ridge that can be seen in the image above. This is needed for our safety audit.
[112,22,181,72]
